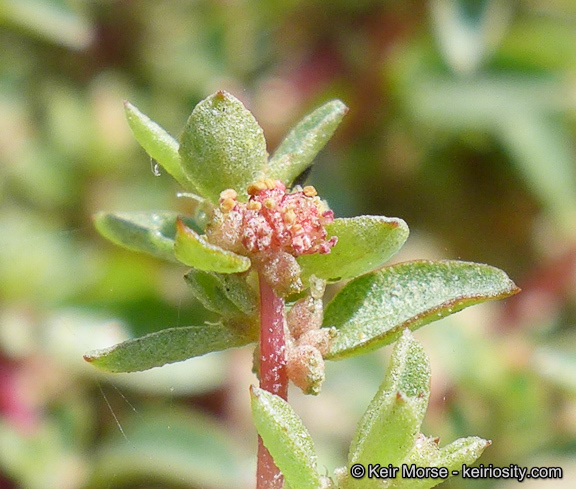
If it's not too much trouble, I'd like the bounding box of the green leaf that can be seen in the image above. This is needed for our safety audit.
[298,216,409,283]
[432,436,490,471]
[386,436,490,489]
[124,101,196,191]
[83,323,254,373]
[250,386,322,489]
[174,218,251,273]
[267,100,348,186]
[349,330,430,469]
[184,269,258,317]
[179,91,267,202]
[324,260,520,360]
[93,211,197,263]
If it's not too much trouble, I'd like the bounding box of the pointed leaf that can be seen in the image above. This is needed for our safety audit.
[349,330,430,468]
[84,323,254,373]
[184,269,258,317]
[124,101,196,191]
[298,216,409,283]
[324,260,520,360]
[386,436,490,489]
[434,436,490,473]
[174,218,251,273]
[267,100,348,186]
[93,211,199,262]
[179,91,267,202]
[250,386,322,489]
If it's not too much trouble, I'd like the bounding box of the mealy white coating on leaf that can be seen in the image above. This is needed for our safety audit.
[124,101,196,191]
[267,99,348,186]
[174,219,251,273]
[298,215,409,283]
[84,324,254,373]
[250,387,322,489]
[324,260,520,359]
[93,211,184,262]
[179,91,267,203]
[381,436,490,489]
[183,269,258,318]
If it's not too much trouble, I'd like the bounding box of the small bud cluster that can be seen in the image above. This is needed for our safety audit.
[285,276,335,395]
[207,179,337,258]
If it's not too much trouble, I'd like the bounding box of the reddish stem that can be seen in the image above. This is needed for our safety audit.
[256,272,288,489]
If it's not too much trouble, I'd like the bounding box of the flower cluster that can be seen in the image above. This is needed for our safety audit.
[207,178,337,258]
[285,275,335,395]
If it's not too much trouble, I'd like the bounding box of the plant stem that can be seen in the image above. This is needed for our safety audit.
[256,272,287,489]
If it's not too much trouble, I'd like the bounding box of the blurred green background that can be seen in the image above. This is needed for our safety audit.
[1,0,576,488]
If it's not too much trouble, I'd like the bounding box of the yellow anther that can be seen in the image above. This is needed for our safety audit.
[284,209,297,225]
[247,200,262,211]
[219,188,238,200]
[263,198,276,209]
[302,185,317,197]
[220,197,236,212]
[292,223,304,235]
[264,178,277,190]
[247,181,267,195]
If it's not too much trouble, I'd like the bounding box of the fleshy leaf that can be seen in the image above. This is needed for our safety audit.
[324,260,520,360]
[179,91,267,202]
[349,330,430,469]
[267,100,348,187]
[93,211,199,263]
[385,435,490,489]
[184,269,257,318]
[124,101,196,191]
[250,386,322,489]
[174,218,251,273]
[83,323,254,373]
[298,216,409,283]
[432,436,490,473]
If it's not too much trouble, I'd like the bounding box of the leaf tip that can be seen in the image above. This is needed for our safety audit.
[123,100,137,117]
[215,90,230,101]
[175,216,188,233]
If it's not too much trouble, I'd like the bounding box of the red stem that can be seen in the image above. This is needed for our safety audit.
[256,273,287,489]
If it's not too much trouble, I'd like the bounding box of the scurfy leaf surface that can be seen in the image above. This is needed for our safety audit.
[384,436,490,489]
[179,91,267,202]
[184,269,258,318]
[298,216,409,283]
[174,218,251,273]
[93,211,196,263]
[324,260,520,360]
[250,387,322,489]
[267,99,348,187]
[124,101,195,191]
[84,324,254,373]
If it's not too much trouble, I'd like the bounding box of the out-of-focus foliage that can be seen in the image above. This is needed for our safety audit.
[0,0,575,488]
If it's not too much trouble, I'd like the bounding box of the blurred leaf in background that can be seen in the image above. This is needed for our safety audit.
[1,0,576,488]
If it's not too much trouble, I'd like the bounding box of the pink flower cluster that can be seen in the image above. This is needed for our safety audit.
[207,179,337,258]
